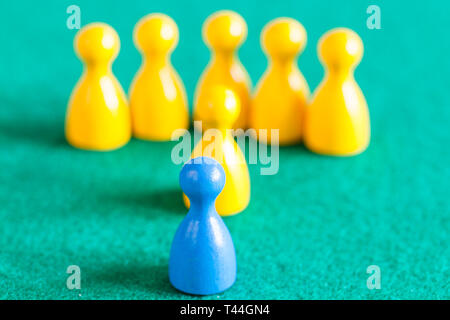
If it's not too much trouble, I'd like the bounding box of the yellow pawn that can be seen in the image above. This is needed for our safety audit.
[250,18,310,145]
[194,10,251,130]
[66,23,131,151]
[184,86,250,216]
[129,14,189,141]
[304,28,370,156]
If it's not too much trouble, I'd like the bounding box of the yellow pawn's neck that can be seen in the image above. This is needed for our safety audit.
[269,56,299,73]
[142,53,170,69]
[84,62,112,75]
[203,121,233,136]
[325,67,356,83]
[211,49,239,68]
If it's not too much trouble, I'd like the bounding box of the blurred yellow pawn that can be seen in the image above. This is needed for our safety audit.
[184,86,250,216]
[129,14,189,141]
[65,23,131,151]
[250,18,310,145]
[194,10,251,130]
[304,28,370,156]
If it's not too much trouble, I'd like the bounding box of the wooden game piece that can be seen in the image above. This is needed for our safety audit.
[184,86,250,216]
[170,156,237,295]
[65,23,131,151]
[129,13,189,141]
[193,10,251,130]
[304,28,370,155]
[249,17,310,145]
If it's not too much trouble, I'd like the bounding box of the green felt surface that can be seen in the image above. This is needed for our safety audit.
[0,0,449,300]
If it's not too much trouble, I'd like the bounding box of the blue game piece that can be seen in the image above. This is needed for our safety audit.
[169,157,237,295]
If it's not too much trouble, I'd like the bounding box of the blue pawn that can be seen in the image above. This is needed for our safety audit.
[169,157,237,295]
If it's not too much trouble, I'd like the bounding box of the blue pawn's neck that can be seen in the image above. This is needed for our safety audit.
[188,198,218,218]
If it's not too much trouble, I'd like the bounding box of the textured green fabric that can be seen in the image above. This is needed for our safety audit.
[0,0,449,300]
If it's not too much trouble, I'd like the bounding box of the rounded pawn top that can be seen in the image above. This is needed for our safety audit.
[262,17,307,59]
[203,10,247,51]
[75,22,120,63]
[319,28,364,71]
[180,157,226,203]
[197,86,241,129]
[134,13,178,54]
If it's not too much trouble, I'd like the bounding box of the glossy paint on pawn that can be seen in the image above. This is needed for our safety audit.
[304,28,370,156]
[193,10,252,130]
[129,13,189,141]
[250,17,310,145]
[184,86,251,216]
[65,23,131,151]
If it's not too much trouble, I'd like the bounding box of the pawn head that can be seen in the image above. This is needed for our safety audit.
[262,18,307,59]
[134,13,179,54]
[319,28,364,71]
[180,157,226,202]
[197,86,240,129]
[75,23,120,63]
[203,10,247,51]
